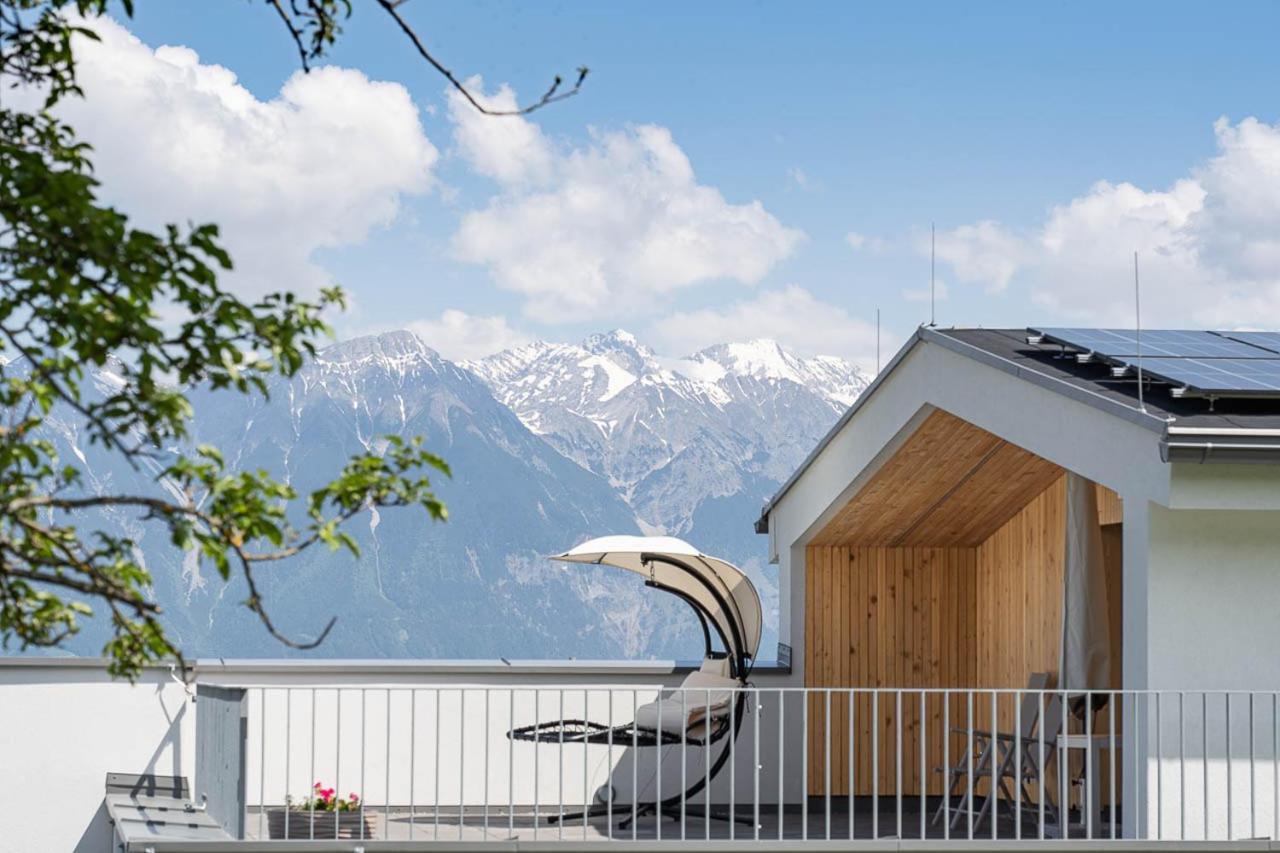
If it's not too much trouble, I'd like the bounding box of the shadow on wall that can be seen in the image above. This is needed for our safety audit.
[72,802,109,853]
[71,683,189,853]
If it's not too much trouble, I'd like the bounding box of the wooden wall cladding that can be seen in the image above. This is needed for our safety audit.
[804,476,1123,797]
[810,410,1064,548]
[804,545,977,796]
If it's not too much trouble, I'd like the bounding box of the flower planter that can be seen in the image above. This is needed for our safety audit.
[267,809,376,840]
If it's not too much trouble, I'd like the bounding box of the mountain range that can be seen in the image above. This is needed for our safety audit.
[45,330,868,661]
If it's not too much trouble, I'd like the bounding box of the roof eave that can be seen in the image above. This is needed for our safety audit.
[755,325,1180,533]
[1162,437,1280,464]
[754,327,928,534]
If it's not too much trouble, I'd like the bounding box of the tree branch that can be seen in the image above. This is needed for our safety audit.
[0,560,159,615]
[372,0,587,116]
[267,0,311,71]
[8,490,356,646]
[234,541,336,650]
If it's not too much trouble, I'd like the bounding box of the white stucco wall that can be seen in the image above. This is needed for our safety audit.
[1147,506,1280,690]
[0,664,194,853]
[1143,504,1280,840]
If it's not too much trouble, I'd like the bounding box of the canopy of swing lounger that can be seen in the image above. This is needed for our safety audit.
[553,535,763,666]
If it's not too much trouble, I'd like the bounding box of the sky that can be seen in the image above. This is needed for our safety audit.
[39,1,1280,370]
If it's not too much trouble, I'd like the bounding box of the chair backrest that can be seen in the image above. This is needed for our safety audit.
[1040,693,1065,742]
[1023,693,1066,777]
[1016,672,1052,738]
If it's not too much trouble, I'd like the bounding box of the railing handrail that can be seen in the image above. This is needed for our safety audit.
[217,684,1280,844]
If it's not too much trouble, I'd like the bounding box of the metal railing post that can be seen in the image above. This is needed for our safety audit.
[632,689,638,842]
[990,690,997,841]
[509,690,516,838]
[802,689,808,842]
[778,690,784,841]
[334,689,342,840]
[849,689,856,840]
[753,688,760,841]
[1038,691,1044,840]
[872,690,879,840]
[945,690,952,842]
[921,690,928,841]
[825,689,832,840]
[1227,693,1234,841]
[897,690,904,839]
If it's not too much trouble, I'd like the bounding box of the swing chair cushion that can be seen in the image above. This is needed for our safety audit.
[634,670,738,736]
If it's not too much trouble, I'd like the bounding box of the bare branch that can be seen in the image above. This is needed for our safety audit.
[8,490,353,648]
[264,0,588,116]
[268,0,312,72]
[235,542,337,650]
[373,0,587,116]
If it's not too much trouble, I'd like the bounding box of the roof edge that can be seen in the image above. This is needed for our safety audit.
[754,327,927,533]
[755,325,1179,533]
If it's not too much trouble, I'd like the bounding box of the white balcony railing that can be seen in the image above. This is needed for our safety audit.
[202,685,1280,844]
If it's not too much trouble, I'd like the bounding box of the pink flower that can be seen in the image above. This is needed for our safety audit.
[314,781,323,790]
[349,793,359,802]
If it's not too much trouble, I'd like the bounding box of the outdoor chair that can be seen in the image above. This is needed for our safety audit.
[507,536,761,830]
[932,673,1063,830]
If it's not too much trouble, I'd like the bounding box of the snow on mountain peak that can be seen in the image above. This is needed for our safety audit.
[590,328,638,347]
[582,328,656,376]
[678,338,868,406]
[466,330,870,536]
[694,338,803,382]
[320,330,438,365]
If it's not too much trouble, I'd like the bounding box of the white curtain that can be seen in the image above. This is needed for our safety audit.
[1059,473,1112,694]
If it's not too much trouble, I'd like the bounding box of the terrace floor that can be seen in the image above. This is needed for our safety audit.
[245,798,1117,843]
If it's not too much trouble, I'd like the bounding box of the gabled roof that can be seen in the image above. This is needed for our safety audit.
[756,326,1280,533]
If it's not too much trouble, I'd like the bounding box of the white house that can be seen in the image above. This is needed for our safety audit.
[756,325,1280,840]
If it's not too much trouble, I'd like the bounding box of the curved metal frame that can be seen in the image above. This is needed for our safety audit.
[639,552,751,680]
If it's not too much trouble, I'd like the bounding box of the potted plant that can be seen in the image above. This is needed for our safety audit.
[268,781,376,839]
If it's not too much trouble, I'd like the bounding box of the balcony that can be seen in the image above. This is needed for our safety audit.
[89,667,1280,850]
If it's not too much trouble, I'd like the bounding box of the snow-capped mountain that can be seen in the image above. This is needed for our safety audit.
[466,330,868,656]
[466,330,869,535]
[36,330,865,663]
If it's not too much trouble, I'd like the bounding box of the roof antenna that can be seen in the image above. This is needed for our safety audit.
[1134,251,1147,414]
[929,222,937,327]
[875,307,881,374]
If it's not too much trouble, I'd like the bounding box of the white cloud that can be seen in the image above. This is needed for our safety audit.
[932,115,1280,327]
[447,79,553,185]
[405,310,531,361]
[787,166,810,189]
[846,231,888,252]
[448,83,804,323]
[44,16,438,297]
[649,286,882,363]
[932,221,1030,293]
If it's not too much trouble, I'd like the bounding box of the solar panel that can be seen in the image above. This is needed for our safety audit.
[1125,358,1280,397]
[1026,326,1280,399]
[1212,331,1280,355]
[1030,328,1274,359]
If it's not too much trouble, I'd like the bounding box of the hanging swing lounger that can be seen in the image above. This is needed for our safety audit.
[507,535,763,826]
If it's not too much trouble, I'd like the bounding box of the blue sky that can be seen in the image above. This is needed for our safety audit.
[62,1,1280,366]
